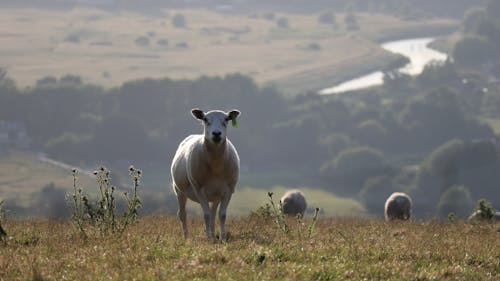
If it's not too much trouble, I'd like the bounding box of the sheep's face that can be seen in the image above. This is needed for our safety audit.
[192,109,240,145]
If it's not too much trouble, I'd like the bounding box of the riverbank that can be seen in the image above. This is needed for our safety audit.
[319,36,449,94]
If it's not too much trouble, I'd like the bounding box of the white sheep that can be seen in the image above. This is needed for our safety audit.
[281,190,307,217]
[467,210,500,221]
[384,192,412,221]
[171,108,240,240]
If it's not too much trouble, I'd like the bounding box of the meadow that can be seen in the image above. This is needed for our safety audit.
[0,151,365,218]
[0,216,498,280]
[0,8,456,94]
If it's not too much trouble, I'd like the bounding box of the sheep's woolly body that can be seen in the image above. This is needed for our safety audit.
[172,135,239,203]
[467,210,500,221]
[384,192,412,221]
[171,109,240,241]
[281,190,307,216]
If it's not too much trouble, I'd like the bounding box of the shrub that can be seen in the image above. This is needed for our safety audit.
[318,12,336,25]
[345,14,360,31]
[276,17,289,29]
[68,166,142,237]
[473,198,496,220]
[157,39,168,46]
[172,13,186,28]
[134,36,150,47]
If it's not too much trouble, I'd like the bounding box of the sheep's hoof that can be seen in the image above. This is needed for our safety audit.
[216,231,231,242]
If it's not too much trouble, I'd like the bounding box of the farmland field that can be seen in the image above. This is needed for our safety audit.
[0,8,457,94]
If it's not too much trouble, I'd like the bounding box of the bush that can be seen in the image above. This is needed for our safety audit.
[318,12,336,25]
[172,13,186,28]
[472,198,496,220]
[134,36,150,47]
[436,185,474,219]
[345,14,360,31]
[157,39,168,46]
[276,17,289,29]
[69,166,142,237]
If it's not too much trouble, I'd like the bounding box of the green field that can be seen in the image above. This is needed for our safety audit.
[0,151,96,206]
[0,8,457,94]
[0,151,364,217]
[0,216,497,280]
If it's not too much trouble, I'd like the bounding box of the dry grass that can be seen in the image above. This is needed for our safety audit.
[0,8,457,94]
[0,216,497,280]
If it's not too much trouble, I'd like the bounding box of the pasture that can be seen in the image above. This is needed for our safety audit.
[0,8,456,94]
[0,216,498,280]
[0,151,365,218]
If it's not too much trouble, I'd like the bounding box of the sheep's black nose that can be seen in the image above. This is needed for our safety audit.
[212,131,222,137]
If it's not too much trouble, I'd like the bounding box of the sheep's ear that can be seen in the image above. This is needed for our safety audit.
[226,110,240,120]
[191,108,205,120]
[227,110,240,128]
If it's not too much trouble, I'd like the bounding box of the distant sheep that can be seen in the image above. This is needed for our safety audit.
[171,108,240,241]
[281,190,307,217]
[467,210,500,221]
[384,192,412,221]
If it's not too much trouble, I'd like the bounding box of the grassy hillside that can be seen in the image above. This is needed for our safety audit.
[0,217,497,280]
[0,8,457,94]
[0,151,365,217]
[0,151,95,204]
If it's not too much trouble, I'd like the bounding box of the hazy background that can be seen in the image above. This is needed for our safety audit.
[0,0,499,219]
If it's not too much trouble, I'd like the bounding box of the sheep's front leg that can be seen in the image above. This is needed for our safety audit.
[197,189,214,240]
[210,200,220,239]
[218,191,232,241]
[176,192,188,238]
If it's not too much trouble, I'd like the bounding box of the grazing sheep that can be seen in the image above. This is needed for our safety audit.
[468,210,500,221]
[384,192,412,221]
[281,190,307,217]
[171,108,240,240]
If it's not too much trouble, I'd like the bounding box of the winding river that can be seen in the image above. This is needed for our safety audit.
[319,37,448,95]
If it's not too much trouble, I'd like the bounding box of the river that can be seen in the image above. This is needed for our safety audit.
[319,37,448,95]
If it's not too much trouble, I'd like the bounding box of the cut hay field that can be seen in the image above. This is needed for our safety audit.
[0,216,498,280]
[0,8,457,94]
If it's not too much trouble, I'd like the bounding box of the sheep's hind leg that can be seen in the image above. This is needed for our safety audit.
[176,192,188,238]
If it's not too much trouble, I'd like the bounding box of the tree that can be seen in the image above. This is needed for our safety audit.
[452,36,495,67]
[359,175,398,215]
[436,185,474,219]
[321,146,389,195]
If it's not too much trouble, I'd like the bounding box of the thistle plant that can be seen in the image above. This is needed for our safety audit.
[0,200,7,243]
[68,166,142,237]
[121,165,142,229]
[475,199,495,220]
[263,192,320,239]
[267,192,290,234]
